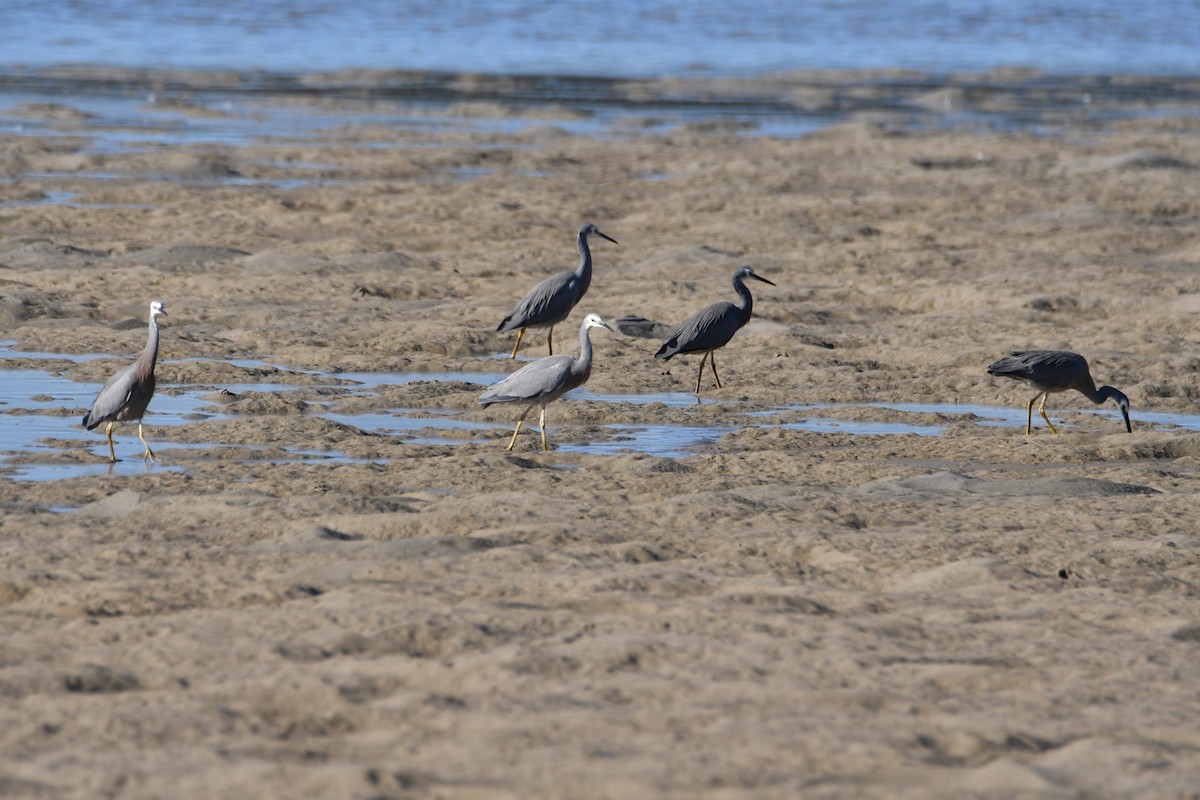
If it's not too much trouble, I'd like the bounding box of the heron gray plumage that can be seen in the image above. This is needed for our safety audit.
[83,300,167,462]
[987,349,1132,435]
[655,266,776,394]
[497,223,617,359]
[480,313,615,451]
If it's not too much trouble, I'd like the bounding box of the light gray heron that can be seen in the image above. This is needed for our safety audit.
[83,300,167,461]
[655,266,775,393]
[480,313,614,451]
[987,349,1132,435]
[497,223,617,359]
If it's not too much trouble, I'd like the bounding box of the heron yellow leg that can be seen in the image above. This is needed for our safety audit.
[1037,393,1059,435]
[694,352,709,394]
[547,326,555,356]
[538,405,549,451]
[505,420,525,451]
[710,351,723,389]
[139,423,159,462]
[509,328,527,359]
[505,405,535,451]
[104,421,117,462]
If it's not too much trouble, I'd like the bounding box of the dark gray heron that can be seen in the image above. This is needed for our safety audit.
[655,266,776,393]
[83,300,167,462]
[497,223,617,359]
[987,349,1132,435]
[480,313,615,451]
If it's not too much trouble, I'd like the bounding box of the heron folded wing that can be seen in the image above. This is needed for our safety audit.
[84,365,139,425]
[665,301,739,355]
[481,355,574,405]
[500,273,572,332]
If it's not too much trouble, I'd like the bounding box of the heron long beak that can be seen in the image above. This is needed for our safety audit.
[596,230,618,245]
[598,320,616,333]
[1120,405,1132,433]
[752,274,777,287]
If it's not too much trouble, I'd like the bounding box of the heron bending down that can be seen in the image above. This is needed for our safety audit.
[83,300,167,462]
[480,313,614,451]
[655,266,776,393]
[497,223,617,359]
[987,349,1132,435]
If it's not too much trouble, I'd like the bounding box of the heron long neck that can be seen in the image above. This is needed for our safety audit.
[732,274,754,321]
[574,323,595,379]
[1090,385,1124,406]
[575,230,593,293]
[140,315,160,378]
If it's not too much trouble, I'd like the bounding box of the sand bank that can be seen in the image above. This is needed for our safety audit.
[2,79,1200,797]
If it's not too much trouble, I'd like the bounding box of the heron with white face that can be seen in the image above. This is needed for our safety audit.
[655,266,776,394]
[83,300,167,461]
[480,313,615,451]
[497,223,617,358]
[987,349,1132,435]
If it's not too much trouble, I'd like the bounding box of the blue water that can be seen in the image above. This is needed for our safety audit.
[8,347,1200,480]
[2,1,1197,78]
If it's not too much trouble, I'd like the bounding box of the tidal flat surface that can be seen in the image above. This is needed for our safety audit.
[2,69,1200,798]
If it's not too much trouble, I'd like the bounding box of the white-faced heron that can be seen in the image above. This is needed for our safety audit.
[497,223,617,359]
[987,349,1132,435]
[655,266,775,393]
[83,300,167,461]
[480,313,615,451]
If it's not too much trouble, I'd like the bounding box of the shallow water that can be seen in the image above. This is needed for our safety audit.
[1,440,373,482]
[4,0,1200,194]
[321,410,495,438]
[333,370,500,389]
[573,388,714,408]
[5,343,1200,480]
[559,424,736,458]
[0,189,78,208]
[781,418,944,436]
[860,401,1156,431]
[0,89,828,168]
[3,0,1197,78]
[0,342,120,364]
[6,460,186,482]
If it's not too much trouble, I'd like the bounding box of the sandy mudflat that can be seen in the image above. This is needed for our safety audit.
[3,80,1200,798]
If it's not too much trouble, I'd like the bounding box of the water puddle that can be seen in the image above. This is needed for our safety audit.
[5,461,187,482]
[322,410,494,440]
[1,440,368,482]
[574,388,714,408]
[781,418,944,436]
[0,342,118,363]
[1124,409,1200,430]
[15,168,319,192]
[0,190,78,207]
[559,424,735,458]
[0,350,508,478]
[6,343,1200,480]
[4,86,752,183]
[861,402,1035,427]
[555,415,942,458]
[857,401,1163,431]
[12,170,127,182]
[328,370,499,389]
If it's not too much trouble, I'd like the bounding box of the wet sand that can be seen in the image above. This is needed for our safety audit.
[3,76,1200,797]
